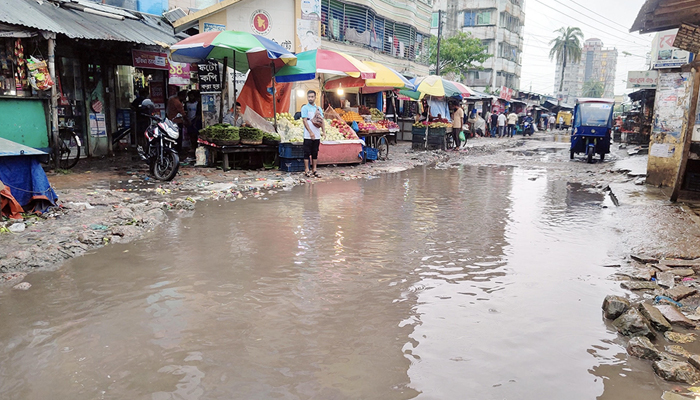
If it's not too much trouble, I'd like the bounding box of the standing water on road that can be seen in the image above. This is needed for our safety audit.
[0,166,665,399]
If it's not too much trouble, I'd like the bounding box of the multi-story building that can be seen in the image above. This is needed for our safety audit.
[431,0,525,92]
[554,38,618,104]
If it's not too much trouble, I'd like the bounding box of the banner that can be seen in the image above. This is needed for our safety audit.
[169,62,191,86]
[197,62,222,93]
[651,29,693,69]
[132,50,169,70]
[627,71,659,89]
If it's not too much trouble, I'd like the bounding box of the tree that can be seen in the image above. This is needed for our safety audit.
[429,32,492,79]
[549,27,584,93]
[582,80,604,98]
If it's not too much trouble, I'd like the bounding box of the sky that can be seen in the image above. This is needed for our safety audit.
[520,0,654,97]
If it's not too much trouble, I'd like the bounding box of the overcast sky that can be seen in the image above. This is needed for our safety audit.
[521,0,654,97]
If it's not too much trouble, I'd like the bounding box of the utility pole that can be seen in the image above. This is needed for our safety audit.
[435,10,443,76]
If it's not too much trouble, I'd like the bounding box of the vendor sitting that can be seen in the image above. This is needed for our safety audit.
[223,102,245,127]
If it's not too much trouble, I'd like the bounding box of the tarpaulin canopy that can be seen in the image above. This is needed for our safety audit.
[237,67,292,118]
[0,156,57,216]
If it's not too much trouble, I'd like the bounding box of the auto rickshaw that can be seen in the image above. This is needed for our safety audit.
[570,98,614,163]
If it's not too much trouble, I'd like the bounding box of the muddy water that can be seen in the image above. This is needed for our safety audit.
[0,166,671,399]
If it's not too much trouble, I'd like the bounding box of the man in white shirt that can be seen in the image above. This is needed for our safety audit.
[497,112,506,138]
[301,90,325,177]
[507,111,518,137]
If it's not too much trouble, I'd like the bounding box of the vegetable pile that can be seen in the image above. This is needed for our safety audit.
[200,124,239,141]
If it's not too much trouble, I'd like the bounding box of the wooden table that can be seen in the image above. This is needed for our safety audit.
[199,142,277,171]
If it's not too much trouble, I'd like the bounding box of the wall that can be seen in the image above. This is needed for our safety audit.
[0,99,50,149]
[647,72,693,187]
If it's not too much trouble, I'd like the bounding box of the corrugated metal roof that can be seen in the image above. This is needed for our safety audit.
[0,0,178,45]
[0,137,48,157]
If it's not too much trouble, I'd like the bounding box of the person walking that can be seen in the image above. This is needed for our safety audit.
[301,90,325,177]
[451,103,464,149]
[549,115,556,131]
[558,115,564,130]
[166,89,189,154]
[507,110,518,137]
[497,112,506,138]
[484,110,491,136]
[490,111,499,138]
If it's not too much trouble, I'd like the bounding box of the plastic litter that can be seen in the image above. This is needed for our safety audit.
[654,295,683,307]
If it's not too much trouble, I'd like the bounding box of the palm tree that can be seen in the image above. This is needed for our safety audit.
[549,27,584,94]
[582,80,604,98]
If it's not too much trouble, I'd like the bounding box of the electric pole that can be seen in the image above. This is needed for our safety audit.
[435,10,443,76]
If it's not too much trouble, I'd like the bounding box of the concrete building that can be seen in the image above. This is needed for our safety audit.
[431,0,525,92]
[554,38,618,104]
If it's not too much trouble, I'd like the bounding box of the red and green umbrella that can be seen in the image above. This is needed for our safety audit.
[274,49,375,83]
[399,75,470,100]
[170,30,296,71]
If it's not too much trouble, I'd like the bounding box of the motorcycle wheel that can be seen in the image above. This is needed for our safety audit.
[587,149,594,164]
[153,149,180,181]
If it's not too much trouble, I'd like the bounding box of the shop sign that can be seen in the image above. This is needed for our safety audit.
[251,9,272,35]
[498,86,513,102]
[651,29,694,69]
[203,22,226,32]
[132,50,169,71]
[169,62,191,86]
[89,113,106,137]
[627,71,658,89]
[196,61,221,93]
[300,0,321,21]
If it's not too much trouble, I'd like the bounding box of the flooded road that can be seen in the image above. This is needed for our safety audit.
[0,166,675,399]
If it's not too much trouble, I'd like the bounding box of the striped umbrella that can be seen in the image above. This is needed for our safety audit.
[399,75,466,100]
[170,30,297,72]
[275,49,376,83]
[324,60,414,93]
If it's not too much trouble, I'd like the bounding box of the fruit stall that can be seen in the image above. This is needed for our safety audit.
[411,119,451,151]
[334,106,398,161]
[275,112,364,171]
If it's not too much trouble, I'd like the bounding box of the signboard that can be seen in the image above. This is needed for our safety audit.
[651,29,694,69]
[169,62,191,86]
[132,50,169,70]
[149,81,166,118]
[652,72,692,140]
[203,22,226,32]
[627,70,659,89]
[197,61,222,93]
[89,113,106,137]
[251,9,272,35]
[300,0,320,20]
[498,86,513,102]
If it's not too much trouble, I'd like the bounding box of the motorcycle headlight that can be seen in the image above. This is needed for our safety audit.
[162,120,179,139]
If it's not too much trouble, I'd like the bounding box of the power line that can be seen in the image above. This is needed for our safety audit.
[551,0,645,42]
[569,0,634,31]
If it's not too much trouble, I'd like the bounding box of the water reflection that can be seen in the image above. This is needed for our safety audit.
[0,166,648,399]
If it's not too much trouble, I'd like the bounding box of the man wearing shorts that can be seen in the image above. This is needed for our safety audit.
[301,90,325,177]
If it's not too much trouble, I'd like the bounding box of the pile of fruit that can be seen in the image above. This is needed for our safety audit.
[276,116,304,143]
[376,120,399,130]
[342,111,363,122]
[329,119,359,140]
[276,112,296,123]
[358,105,370,115]
[357,121,378,132]
[370,108,384,121]
[334,108,345,115]
[429,121,451,128]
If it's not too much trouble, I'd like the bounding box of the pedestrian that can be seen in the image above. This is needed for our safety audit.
[549,115,556,131]
[490,111,499,137]
[301,90,325,177]
[451,102,463,149]
[130,88,154,146]
[543,115,549,131]
[484,110,491,135]
[497,112,506,138]
[166,89,189,154]
[507,110,518,137]
[185,90,201,159]
[558,115,564,130]
[473,112,486,138]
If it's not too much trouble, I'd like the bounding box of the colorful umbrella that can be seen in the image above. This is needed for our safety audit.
[275,49,376,83]
[170,30,296,72]
[449,80,474,97]
[399,75,466,100]
[324,60,414,93]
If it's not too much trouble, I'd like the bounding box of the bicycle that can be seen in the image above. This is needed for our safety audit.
[47,127,82,169]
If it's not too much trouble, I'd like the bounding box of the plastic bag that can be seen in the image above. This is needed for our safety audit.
[26,56,53,91]
[459,131,466,142]
[324,106,342,121]
[351,121,359,132]
[242,107,275,133]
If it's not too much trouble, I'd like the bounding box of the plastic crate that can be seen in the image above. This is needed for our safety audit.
[279,143,304,159]
[412,126,427,136]
[426,135,445,151]
[361,146,378,161]
[428,127,446,136]
[685,172,700,192]
[412,133,426,143]
[279,157,306,172]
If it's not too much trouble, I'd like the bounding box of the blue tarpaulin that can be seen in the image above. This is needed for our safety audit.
[0,156,57,214]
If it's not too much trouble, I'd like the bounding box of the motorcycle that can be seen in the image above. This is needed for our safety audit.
[523,120,534,136]
[137,114,180,181]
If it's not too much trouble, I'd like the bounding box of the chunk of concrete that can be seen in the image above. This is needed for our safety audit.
[673,268,696,278]
[631,255,659,264]
[689,354,700,370]
[665,285,697,301]
[639,303,672,332]
[665,345,693,359]
[620,281,659,291]
[657,271,676,289]
[612,308,653,338]
[602,295,630,320]
[665,331,697,344]
[618,267,656,281]
[656,304,696,329]
[652,360,700,384]
[659,259,700,268]
[627,336,662,360]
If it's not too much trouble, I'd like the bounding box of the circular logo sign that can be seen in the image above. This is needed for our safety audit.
[251,10,271,35]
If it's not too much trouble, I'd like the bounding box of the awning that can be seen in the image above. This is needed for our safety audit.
[0,0,179,46]
[631,0,700,33]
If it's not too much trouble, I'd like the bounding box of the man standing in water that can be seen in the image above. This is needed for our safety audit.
[301,90,325,177]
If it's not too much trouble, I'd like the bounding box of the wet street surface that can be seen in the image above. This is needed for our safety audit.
[0,164,698,399]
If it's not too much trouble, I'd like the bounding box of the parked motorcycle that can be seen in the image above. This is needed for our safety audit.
[137,114,180,181]
[523,120,534,136]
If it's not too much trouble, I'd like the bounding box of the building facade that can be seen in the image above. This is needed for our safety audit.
[431,0,525,92]
[554,38,618,104]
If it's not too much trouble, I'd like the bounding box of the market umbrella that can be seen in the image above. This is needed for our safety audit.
[170,30,297,71]
[399,75,465,100]
[274,49,376,83]
[324,60,414,93]
[449,80,474,97]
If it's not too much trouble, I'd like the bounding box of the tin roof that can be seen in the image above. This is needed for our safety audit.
[0,137,48,157]
[0,0,179,45]
[631,0,700,33]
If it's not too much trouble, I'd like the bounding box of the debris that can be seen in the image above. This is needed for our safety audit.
[662,391,695,400]
[665,286,698,302]
[639,303,672,332]
[603,295,629,320]
[665,345,693,359]
[655,295,683,308]
[12,282,31,290]
[657,271,676,289]
[8,223,25,233]
[631,255,659,264]
[620,281,659,291]
[627,336,662,360]
[612,308,654,338]
[656,304,696,329]
[665,332,697,344]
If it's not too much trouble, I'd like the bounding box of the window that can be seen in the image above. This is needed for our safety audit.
[464,10,492,27]
[499,12,521,34]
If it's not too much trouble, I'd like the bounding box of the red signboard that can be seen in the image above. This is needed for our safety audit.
[132,50,169,70]
[499,86,513,102]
